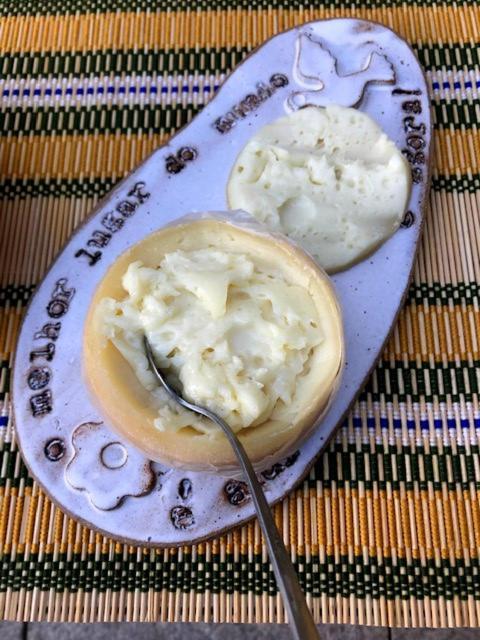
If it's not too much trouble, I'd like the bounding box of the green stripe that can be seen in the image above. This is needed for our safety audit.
[1,172,478,202]
[1,360,10,396]
[433,98,480,129]
[1,96,477,140]
[416,42,480,70]
[0,0,462,18]
[0,548,478,599]
[312,443,480,491]
[2,439,480,491]
[432,174,480,193]
[0,177,116,200]
[0,46,247,79]
[1,281,479,310]
[0,284,35,307]
[0,104,198,139]
[3,358,479,406]
[410,280,480,304]
[0,42,477,81]
[362,360,480,404]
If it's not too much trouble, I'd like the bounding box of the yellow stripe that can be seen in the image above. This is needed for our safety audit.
[434,128,480,178]
[0,132,165,181]
[385,305,480,363]
[0,6,479,55]
[0,305,24,356]
[319,488,480,560]
[0,491,12,553]
[2,485,480,559]
[0,129,478,183]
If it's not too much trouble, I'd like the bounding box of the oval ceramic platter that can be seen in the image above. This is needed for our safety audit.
[13,18,432,546]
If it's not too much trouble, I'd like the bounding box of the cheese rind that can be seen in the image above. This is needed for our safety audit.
[84,218,344,471]
[227,105,411,272]
[99,249,324,436]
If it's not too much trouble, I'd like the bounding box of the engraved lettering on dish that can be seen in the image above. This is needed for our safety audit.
[170,505,195,530]
[87,230,112,248]
[75,181,151,265]
[224,479,250,506]
[44,438,66,461]
[30,389,53,417]
[400,211,415,228]
[165,147,198,174]
[261,450,300,480]
[34,322,61,341]
[47,278,76,318]
[29,342,55,362]
[52,278,75,303]
[27,366,51,390]
[399,99,426,184]
[27,278,75,417]
[178,478,193,501]
[392,88,422,96]
[213,73,288,134]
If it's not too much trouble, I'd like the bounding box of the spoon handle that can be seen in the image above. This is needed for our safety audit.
[209,413,320,640]
[144,337,319,637]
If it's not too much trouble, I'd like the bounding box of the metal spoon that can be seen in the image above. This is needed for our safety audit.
[144,336,320,639]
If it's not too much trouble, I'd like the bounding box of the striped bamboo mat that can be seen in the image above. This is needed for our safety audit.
[1,0,480,627]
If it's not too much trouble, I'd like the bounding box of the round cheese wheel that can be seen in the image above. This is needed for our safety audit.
[84,216,344,472]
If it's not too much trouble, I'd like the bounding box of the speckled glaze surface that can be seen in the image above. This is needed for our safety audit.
[12,18,431,546]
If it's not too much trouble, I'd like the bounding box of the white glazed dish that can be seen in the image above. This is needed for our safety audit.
[13,18,432,546]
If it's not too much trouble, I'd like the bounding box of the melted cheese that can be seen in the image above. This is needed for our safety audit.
[98,249,323,436]
[227,105,411,272]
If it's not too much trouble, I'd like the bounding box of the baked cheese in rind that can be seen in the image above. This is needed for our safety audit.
[227,106,411,273]
[84,216,344,472]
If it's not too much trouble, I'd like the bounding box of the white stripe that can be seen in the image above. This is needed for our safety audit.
[0,69,479,110]
[0,73,226,109]
[2,398,479,457]
[349,400,480,447]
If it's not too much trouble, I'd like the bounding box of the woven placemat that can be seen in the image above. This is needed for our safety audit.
[1,0,479,627]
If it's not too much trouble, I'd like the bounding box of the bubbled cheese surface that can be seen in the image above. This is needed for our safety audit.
[98,248,324,436]
[227,105,411,273]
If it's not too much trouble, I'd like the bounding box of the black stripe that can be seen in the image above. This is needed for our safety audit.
[362,359,480,404]
[0,177,117,200]
[0,284,35,307]
[2,97,478,139]
[0,42,478,80]
[432,174,480,193]
[1,103,199,138]
[0,46,246,79]
[2,280,480,310]
[0,0,463,18]
[1,438,479,490]
[0,546,478,599]
[1,172,478,202]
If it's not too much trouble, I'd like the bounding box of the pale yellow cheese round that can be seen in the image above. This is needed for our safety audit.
[84,218,344,472]
[227,105,411,273]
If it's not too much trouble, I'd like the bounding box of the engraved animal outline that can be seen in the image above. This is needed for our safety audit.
[288,33,395,110]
